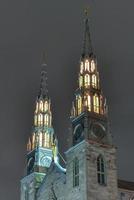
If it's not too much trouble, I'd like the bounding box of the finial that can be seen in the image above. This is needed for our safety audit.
[38,51,48,98]
[82,7,93,57]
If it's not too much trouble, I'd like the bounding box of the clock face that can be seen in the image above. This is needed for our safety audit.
[91,123,106,141]
[40,156,52,168]
[73,124,84,143]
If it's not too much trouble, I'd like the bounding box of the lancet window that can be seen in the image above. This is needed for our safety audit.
[93,94,99,113]
[73,158,79,187]
[92,74,97,88]
[85,74,90,88]
[97,155,106,185]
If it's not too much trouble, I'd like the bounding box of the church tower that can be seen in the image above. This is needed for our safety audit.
[65,11,118,200]
[20,56,57,200]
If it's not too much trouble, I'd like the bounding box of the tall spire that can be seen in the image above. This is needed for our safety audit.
[82,8,93,57]
[38,52,48,99]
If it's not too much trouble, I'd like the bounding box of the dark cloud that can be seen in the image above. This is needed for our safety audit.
[0,0,133,199]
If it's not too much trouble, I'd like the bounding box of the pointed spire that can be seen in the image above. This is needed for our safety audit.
[38,52,48,99]
[82,8,93,57]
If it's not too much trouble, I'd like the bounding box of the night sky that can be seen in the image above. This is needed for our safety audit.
[0,0,134,199]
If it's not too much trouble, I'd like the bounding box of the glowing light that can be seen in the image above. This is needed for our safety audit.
[85,60,90,71]
[93,94,99,113]
[80,62,84,73]
[85,74,90,87]
[79,76,83,88]
[92,74,97,88]
[91,60,95,72]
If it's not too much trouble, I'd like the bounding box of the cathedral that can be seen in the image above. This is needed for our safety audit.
[20,12,134,200]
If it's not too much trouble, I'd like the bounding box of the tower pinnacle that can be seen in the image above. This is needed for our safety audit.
[38,52,48,99]
[82,9,93,57]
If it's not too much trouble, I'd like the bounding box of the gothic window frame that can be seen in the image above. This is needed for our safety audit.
[97,155,106,185]
[93,94,99,113]
[73,157,79,187]
[92,74,97,88]
[84,74,90,88]
[85,59,90,71]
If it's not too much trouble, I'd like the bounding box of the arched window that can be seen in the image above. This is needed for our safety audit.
[34,114,37,126]
[85,60,90,71]
[73,158,79,187]
[91,60,95,72]
[77,96,82,115]
[79,75,83,88]
[80,62,84,74]
[87,95,91,111]
[44,114,49,126]
[39,132,42,147]
[32,133,35,150]
[38,114,43,125]
[93,94,99,113]
[92,74,97,88]
[85,74,90,88]
[40,101,43,112]
[97,155,106,185]
[100,96,104,114]
[45,132,50,147]
[35,102,38,113]
[44,101,48,112]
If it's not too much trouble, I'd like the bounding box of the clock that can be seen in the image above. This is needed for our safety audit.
[73,124,84,143]
[40,156,52,168]
[91,123,106,141]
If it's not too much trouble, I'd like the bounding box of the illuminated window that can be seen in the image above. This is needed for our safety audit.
[77,96,82,115]
[85,60,90,71]
[45,132,50,147]
[91,60,95,72]
[97,155,106,185]
[79,76,83,88]
[35,102,38,113]
[93,94,99,113]
[39,132,42,147]
[85,74,90,87]
[32,133,35,149]
[40,101,43,112]
[34,115,38,126]
[44,114,49,126]
[87,95,91,111]
[73,158,79,187]
[38,114,43,125]
[80,62,84,74]
[44,101,48,112]
[92,74,97,88]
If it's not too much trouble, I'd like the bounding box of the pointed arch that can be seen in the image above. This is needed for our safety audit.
[85,59,90,71]
[44,101,48,112]
[87,94,91,111]
[84,74,90,87]
[80,61,84,74]
[44,114,49,126]
[79,75,83,88]
[73,157,79,187]
[97,155,106,185]
[92,74,97,88]
[93,94,99,113]
[40,100,43,111]
[91,60,95,72]
[39,132,42,147]
[34,114,38,126]
[77,95,82,115]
